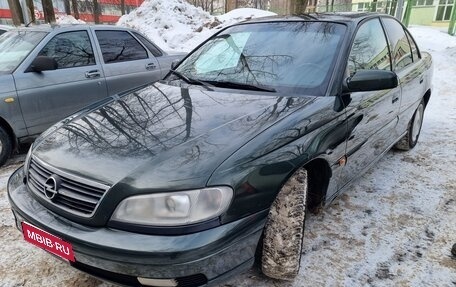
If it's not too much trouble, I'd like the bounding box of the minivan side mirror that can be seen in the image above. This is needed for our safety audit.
[26,56,58,73]
[343,70,398,93]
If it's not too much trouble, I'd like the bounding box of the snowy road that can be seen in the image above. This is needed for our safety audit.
[0,26,455,287]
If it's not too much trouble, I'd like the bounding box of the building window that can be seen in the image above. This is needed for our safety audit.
[415,0,434,6]
[357,2,370,11]
[436,0,454,21]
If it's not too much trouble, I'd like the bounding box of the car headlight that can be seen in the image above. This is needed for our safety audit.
[111,187,233,226]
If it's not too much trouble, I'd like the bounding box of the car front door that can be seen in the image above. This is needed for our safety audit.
[14,30,108,136]
[93,29,162,95]
[338,18,401,187]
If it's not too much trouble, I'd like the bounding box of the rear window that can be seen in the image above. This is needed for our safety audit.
[96,30,148,64]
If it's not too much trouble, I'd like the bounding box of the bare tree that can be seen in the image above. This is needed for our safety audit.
[7,0,24,25]
[93,0,100,23]
[289,0,309,14]
[25,0,35,23]
[71,0,80,19]
[63,0,71,14]
[42,0,56,23]
[120,0,126,15]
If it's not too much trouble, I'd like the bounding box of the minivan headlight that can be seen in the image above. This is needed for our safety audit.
[110,187,233,226]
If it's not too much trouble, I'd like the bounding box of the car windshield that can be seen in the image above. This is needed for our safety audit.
[172,21,346,95]
[0,31,47,75]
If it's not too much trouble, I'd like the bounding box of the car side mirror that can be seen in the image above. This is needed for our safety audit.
[343,70,398,93]
[26,56,58,73]
[171,59,180,70]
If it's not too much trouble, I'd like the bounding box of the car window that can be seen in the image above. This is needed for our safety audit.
[96,30,148,63]
[405,29,420,62]
[131,32,163,57]
[382,18,413,70]
[38,31,95,69]
[348,18,391,76]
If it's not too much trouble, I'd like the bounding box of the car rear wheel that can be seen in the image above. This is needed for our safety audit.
[261,168,308,280]
[395,100,425,151]
[0,126,12,167]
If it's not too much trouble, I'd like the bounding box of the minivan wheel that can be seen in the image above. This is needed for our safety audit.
[395,100,425,151]
[261,168,308,280]
[0,126,13,167]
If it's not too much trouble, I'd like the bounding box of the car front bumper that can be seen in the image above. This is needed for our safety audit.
[7,166,267,287]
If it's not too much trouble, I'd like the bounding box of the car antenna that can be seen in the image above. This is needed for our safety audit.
[25,20,34,27]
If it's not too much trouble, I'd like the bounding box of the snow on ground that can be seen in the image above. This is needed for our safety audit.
[117,0,276,51]
[0,26,455,287]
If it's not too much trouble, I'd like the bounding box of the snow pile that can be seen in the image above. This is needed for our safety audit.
[55,14,86,24]
[117,0,276,51]
[215,7,276,26]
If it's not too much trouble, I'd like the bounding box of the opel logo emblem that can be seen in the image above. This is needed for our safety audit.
[44,175,61,200]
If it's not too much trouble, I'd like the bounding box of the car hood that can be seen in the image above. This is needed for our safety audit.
[32,82,315,189]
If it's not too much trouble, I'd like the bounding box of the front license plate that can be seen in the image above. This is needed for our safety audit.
[21,222,75,262]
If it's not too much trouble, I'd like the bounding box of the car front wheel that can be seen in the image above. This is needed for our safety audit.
[261,168,308,280]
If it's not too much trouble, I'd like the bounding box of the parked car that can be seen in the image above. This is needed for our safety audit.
[8,13,432,286]
[0,24,12,35]
[0,24,185,166]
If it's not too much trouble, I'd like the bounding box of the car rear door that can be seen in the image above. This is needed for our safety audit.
[14,29,108,136]
[93,29,162,95]
[380,17,427,136]
[338,18,401,187]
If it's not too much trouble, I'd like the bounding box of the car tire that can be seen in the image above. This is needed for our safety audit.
[0,126,12,167]
[395,100,425,151]
[261,168,308,280]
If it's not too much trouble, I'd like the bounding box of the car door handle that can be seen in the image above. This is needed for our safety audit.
[146,63,156,70]
[419,77,424,84]
[392,97,399,104]
[85,70,101,79]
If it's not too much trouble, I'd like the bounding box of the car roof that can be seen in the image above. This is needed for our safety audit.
[0,24,13,31]
[241,12,388,26]
[6,24,134,33]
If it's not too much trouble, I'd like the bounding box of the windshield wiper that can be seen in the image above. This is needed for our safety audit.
[205,80,276,93]
[169,70,213,91]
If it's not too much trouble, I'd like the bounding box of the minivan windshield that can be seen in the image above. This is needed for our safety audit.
[172,21,346,95]
[0,31,47,75]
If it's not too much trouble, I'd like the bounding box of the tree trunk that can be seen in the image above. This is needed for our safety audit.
[71,0,79,19]
[289,0,309,14]
[120,0,125,15]
[25,0,35,23]
[371,0,378,12]
[7,0,24,25]
[93,0,100,23]
[63,0,71,14]
[42,0,56,23]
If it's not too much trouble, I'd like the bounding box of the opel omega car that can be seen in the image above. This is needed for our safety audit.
[8,13,432,286]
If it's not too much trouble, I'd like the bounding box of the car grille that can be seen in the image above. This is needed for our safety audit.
[27,156,110,216]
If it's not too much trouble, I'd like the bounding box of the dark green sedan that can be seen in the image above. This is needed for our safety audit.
[8,12,432,286]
